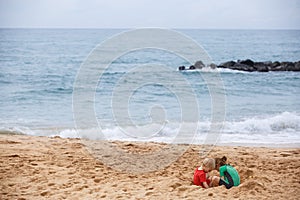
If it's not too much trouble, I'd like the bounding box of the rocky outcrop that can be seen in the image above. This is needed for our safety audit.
[178,59,300,72]
[194,60,205,69]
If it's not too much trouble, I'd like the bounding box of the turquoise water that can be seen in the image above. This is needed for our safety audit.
[0,29,299,146]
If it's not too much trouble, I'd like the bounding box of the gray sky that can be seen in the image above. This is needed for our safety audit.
[0,0,300,29]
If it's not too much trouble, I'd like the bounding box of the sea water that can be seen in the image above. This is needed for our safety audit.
[0,29,299,146]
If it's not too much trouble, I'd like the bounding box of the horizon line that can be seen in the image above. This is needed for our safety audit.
[0,27,299,31]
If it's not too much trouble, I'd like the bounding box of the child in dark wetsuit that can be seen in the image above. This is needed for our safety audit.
[211,156,240,189]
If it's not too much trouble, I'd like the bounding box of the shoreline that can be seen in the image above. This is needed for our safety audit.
[214,142,300,148]
[1,131,299,149]
[1,134,299,199]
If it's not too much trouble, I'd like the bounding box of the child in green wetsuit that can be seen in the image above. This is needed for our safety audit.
[210,156,240,189]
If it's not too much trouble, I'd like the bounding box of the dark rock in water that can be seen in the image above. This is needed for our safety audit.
[286,63,296,71]
[194,60,205,69]
[262,61,273,71]
[272,65,285,71]
[178,66,185,70]
[267,61,281,71]
[233,63,255,72]
[254,62,269,72]
[179,60,300,72]
[189,65,196,70]
[281,62,295,71]
[239,59,254,67]
[270,61,281,68]
[263,61,272,66]
[294,61,300,71]
[219,60,300,72]
[219,61,236,68]
[208,63,217,69]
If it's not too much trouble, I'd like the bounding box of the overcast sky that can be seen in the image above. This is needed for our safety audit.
[0,0,300,29]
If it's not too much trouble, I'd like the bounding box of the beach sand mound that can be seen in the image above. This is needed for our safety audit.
[0,134,299,200]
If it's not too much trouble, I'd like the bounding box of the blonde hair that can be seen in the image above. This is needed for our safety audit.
[203,158,215,169]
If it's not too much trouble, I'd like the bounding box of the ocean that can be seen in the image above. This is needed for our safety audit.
[0,29,299,146]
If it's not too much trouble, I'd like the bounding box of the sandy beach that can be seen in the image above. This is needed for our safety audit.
[0,134,299,200]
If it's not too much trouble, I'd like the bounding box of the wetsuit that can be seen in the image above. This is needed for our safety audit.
[219,164,240,189]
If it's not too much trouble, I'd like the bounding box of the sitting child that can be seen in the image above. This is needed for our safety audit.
[211,156,240,189]
[193,158,215,189]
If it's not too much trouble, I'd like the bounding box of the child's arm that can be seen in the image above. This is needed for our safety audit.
[202,181,210,189]
[208,176,212,187]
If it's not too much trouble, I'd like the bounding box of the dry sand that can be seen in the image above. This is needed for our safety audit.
[0,134,299,200]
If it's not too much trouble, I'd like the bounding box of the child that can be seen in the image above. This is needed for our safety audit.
[211,156,240,189]
[193,158,215,189]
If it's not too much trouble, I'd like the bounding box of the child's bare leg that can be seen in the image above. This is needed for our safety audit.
[210,176,220,187]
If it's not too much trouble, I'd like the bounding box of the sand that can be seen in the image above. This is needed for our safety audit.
[0,134,299,200]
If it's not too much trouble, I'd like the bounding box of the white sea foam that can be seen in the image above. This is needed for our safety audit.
[178,67,249,74]
[223,112,300,134]
[2,112,298,147]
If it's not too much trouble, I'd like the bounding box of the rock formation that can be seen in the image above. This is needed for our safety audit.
[178,59,300,72]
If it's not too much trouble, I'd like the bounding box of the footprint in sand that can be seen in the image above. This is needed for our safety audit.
[40,190,49,196]
[170,182,182,190]
[145,191,154,196]
[94,178,102,183]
